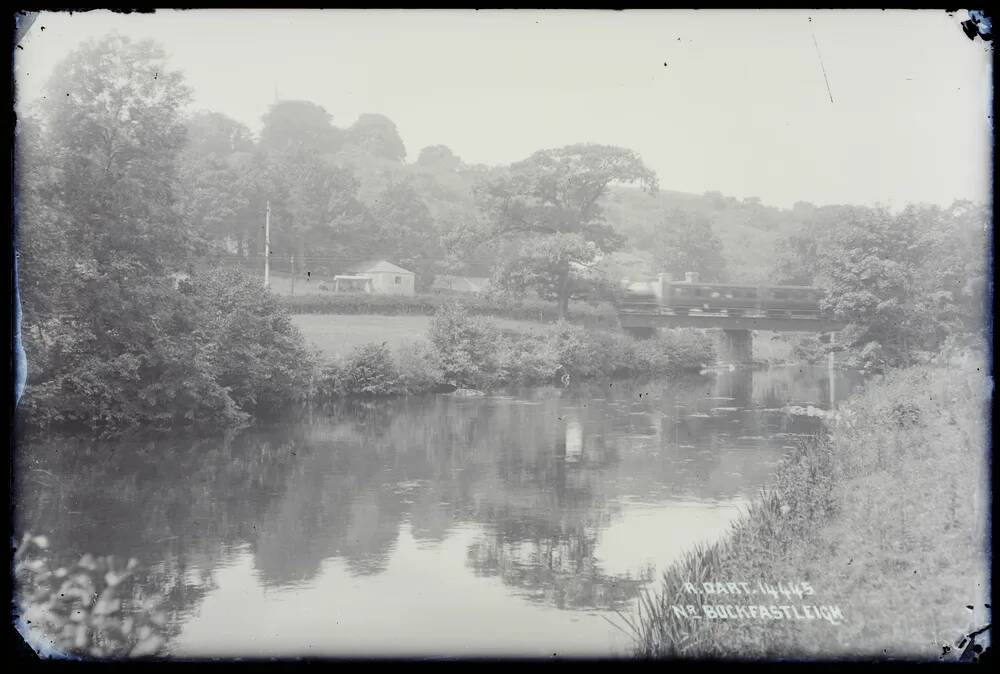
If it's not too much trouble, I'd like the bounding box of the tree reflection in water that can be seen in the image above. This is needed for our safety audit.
[15,366,862,653]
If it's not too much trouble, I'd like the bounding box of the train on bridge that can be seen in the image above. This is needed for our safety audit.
[620,273,827,319]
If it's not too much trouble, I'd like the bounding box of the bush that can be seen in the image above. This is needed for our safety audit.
[195,267,316,412]
[339,343,400,396]
[493,332,561,385]
[309,313,714,403]
[19,267,316,436]
[428,303,504,388]
[394,341,444,394]
[314,360,347,399]
[277,291,618,326]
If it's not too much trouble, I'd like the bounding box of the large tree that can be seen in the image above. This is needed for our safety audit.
[16,35,313,433]
[467,144,658,316]
[39,34,194,276]
[16,35,240,429]
[651,209,726,281]
[259,100,342,156]
[818,206,932,372]
[176,112,261,256]
[342,113,406,162]
[255,102,374,262]
[416,144,461,172]
[369,181,440,290]
[182,111,254,159]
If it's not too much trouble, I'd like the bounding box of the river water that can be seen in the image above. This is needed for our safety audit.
[15,365,862,658]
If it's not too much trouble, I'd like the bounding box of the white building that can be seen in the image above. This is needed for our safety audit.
[342,260,416,296]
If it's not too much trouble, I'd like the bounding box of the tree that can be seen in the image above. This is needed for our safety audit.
[342,113,407,162]
[182,111,254,159]
[41,34,194,276]
[651,209,726,281]
[416,144,461,171]
[15,35,314,434]
[369,181,439,290]
[819,206,926,372]
[259,100,342,156]
[176,151,261,255]
[469,144,658,316]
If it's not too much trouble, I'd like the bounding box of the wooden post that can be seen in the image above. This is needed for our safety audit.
[290,255,295,296]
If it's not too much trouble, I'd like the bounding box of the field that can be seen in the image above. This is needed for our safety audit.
[291,313,546,359]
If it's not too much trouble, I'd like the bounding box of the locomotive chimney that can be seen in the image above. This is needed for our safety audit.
[684,271,699,283]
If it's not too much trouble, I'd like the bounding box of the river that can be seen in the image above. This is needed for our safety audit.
[14,364,863,658]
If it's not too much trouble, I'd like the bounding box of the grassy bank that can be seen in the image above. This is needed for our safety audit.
[623,351,990,659]
[310,305,716,398]
[291,314,547,359]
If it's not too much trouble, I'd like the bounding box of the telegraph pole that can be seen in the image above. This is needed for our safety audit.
[264,200,271,289]
[828,331,836,407]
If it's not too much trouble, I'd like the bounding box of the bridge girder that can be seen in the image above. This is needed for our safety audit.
[618,312,846,333]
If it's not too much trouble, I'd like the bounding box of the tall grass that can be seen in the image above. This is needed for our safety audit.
[622,351,990,659]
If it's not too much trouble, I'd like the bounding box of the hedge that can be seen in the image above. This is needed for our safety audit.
[277,291,619,326]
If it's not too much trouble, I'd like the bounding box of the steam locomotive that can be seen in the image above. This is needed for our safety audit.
[621,275,826,318]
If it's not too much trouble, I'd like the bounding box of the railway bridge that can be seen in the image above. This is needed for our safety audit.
[616,273,846,365]
[619,311,846,365]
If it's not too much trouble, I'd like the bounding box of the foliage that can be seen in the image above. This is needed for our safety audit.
[393,341,445,394]
[625,359,990,658]
[338,343,401,396]
[467,144,659,316]
[368,181,440,290]
[416,144,462,171]
[428,303,504,387]
[14,534,169,658]
[259,100,342,155]
[342,113,407,162]
[766,201,989,373]
[425,306,712,390]
[15,36,315,436]
[192,267,316,412]
[182,111,254,159]
[651,209,727,281]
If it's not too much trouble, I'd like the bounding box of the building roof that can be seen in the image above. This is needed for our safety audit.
[345,259,414,275]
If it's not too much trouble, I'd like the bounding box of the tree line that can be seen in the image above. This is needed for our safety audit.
[14,34,991,434]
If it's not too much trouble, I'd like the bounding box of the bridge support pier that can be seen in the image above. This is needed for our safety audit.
[719,329,753,366]
[624,327,656,340]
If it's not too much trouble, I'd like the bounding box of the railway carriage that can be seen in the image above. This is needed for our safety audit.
[620,277,825,318]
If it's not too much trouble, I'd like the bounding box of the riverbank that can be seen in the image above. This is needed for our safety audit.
[310,304,716,398]
[624,351,990,659]
[290,313,546,358]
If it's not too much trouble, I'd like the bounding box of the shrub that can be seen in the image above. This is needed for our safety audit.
[195,267,316,413]
[653,329,716,372]
[339,343,400,396]
[428,303,503,388]
[314,359,347,400]
[18,266,318,435]
[494,332,561,385]
[394,341,445,394]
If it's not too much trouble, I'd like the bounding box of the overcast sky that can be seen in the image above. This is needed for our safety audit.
[14,9,993,210]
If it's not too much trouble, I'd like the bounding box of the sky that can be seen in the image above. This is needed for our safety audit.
[13,9,993,210]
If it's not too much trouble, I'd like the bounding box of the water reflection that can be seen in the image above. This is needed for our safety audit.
[15,365,862,657]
